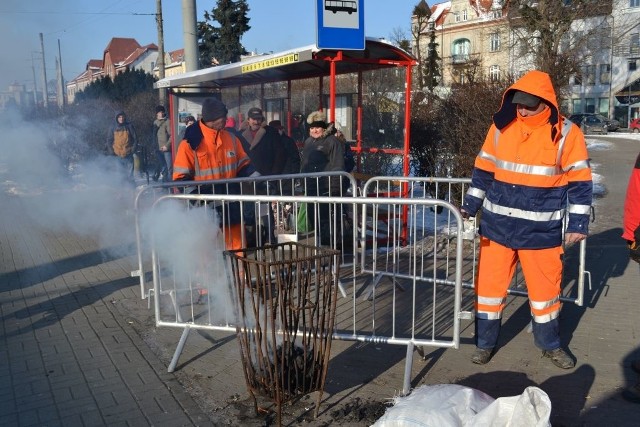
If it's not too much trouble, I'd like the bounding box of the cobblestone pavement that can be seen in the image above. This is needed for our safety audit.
[2,134,640,426]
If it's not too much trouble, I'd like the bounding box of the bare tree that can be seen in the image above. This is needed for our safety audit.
[507,0,612,100]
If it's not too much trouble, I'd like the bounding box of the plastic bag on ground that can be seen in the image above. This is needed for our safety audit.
[372,384,551,427]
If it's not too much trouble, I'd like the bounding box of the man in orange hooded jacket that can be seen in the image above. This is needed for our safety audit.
[461,70,593,369]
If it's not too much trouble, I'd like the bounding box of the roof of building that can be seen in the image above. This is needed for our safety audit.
[119,43,158,68]
[103,37,142,65]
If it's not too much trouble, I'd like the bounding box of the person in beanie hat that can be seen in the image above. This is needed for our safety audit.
[300,110,345,246]
[152,105,172,182]
[173,97,258,249]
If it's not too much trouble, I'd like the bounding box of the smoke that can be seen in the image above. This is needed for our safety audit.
[0,109,239,327]
[0,110,138,253]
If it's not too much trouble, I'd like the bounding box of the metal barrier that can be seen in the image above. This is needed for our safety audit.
[133,174,591,395]
[132,171,358,301]
[361,176,591,307]
[140,189,468,394]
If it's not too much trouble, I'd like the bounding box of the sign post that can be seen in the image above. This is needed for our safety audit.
[316,0,365,50]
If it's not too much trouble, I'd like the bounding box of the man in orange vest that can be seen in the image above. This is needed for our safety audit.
[461,71,593,369]
[173,97,259,249]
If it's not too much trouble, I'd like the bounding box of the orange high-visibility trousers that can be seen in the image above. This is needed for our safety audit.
[475,237,563,323]
[223,223,244,251]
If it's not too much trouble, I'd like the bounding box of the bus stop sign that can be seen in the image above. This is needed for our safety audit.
[316,0,365,50]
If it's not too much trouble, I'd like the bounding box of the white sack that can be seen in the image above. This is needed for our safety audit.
[372,384,551,427]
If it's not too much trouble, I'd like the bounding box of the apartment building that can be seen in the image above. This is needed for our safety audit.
[415,0,640,125]
[66,38,158,103]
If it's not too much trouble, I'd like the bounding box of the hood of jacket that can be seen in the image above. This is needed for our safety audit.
[115,111,127,123]
[493,70,562,142]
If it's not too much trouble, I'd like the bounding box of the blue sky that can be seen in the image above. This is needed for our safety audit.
[0,0,417,91]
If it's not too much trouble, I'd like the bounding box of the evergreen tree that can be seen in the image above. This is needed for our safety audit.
[424,27,441,93]
[74,68,155,103]
[411,0,431,90]
[198,0,251,67]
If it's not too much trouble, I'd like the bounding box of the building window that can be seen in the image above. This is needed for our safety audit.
[632,33,640,55]
[630,60,638,72]
[631,0,640,7]
[490,32,500,52]
[585,98,595,113]
[572,98,582,114]
[600,64,610,84]
[454,12,460,22]
[573,74,582,86]
[585,65,595,85]
[452,38,471,63]
[489,65,500,82]
[462,9,468,21]
[599,98,609,115]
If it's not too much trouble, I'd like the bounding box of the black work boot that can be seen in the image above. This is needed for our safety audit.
[542,348,575,369]
[622,381,640,404]
[471,347,494,365]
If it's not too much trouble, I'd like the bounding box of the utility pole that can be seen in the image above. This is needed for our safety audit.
[182,0,199,73]
[57,39,66,108]
[39,33,49,108]
[31,52,38,106]
[156,0,166,107]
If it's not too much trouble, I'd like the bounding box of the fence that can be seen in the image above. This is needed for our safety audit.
[133,174,590,395]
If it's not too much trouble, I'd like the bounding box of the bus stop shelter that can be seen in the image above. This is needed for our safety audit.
[154,37,417,178]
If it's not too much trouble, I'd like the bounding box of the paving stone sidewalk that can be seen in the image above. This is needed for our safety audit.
[2,135,640,426]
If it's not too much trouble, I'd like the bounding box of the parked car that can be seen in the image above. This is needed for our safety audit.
[631,118,640,133]
[568,113,608,135]
[569,113,618,132]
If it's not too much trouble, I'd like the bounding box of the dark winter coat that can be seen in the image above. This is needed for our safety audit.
[238,121,286,176]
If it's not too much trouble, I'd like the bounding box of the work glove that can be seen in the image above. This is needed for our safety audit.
[629,226,640,264]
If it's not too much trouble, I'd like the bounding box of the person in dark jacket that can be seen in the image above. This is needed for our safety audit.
[239,108,285,176]
[106,111,137,179]
[269,119,300,196]
[238,107,285,245]
[300,111,346,246]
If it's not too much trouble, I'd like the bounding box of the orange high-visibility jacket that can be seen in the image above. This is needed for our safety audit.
[173,121,254,182]
[463,71,593,249]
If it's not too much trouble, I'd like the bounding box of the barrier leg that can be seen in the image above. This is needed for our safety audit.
[403,342,414,395]
[168,326,190,373]
[362,273,404,301]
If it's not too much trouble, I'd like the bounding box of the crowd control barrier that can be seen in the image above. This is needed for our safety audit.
[133,175,591,395]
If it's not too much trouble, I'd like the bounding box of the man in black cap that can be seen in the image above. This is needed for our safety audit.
[237,107,285,244]
[173,97,258,249]
[460,70,592,370]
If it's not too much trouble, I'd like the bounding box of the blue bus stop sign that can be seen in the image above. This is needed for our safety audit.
[316,0,365,50]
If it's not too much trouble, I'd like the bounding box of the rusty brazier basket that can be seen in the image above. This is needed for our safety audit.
[224,242,340,423]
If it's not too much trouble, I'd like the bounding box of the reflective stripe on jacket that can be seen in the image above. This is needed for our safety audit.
[173,121,253,182]
[462,71,592,249]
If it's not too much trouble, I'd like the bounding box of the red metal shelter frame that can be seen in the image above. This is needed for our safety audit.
[156,39,417,243]
[155,38,417,181]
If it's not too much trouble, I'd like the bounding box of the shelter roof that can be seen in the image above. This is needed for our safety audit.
[154,38,416,90]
